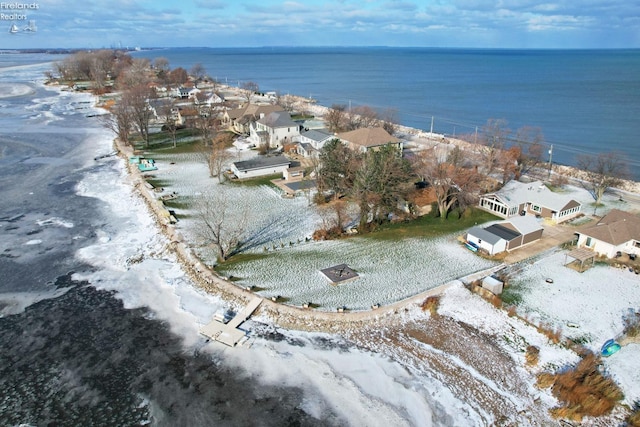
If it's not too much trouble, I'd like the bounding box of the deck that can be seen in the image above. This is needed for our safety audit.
[200,296,262,347]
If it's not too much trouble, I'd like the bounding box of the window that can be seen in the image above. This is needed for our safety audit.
[532,205,541,213]
[586,237,592,247]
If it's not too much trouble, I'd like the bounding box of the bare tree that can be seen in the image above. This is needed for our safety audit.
[100,97,134,146]
[278,93,297,112]
[577,151,629,207]
[158,99,180,148]
[513,126,544,179]
[117,58,151,90]
[412,145,480,219]
[123,85,155,148]
[168,67,188,86]
[480,118,510,175]
[153,57,170,73]
[324,104,348,133]
[209,132,234,182]
[190,63,206,85]
[380,108,399,136]
[239,81,259,104]
[194,190,249,262]
[346,105,380,130]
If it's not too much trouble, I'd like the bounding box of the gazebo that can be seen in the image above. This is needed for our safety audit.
[564,248,596,272]
[320,264,359,285]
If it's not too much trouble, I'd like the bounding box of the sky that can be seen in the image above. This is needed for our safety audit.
[2,0,639,49]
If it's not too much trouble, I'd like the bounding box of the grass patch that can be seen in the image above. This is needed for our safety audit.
[368,208,500,240]
[230,174,282,188]
[500,285,524,306]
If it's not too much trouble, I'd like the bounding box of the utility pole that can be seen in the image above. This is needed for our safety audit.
[474,126,478,144]
[430,116,434,134]
[547,144,553,180]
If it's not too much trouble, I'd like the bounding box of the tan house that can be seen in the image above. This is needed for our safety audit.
[575,209,640,258]
[479,180,582,224]
[222,104,285,135]
[336,127,402,154]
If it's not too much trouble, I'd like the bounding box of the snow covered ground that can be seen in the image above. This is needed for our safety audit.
[507,251,640,405]
[146,149,497,310]
[131,140,640,418]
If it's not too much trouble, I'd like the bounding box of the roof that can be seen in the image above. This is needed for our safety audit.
[580,209,640,245]
[336,127,400,148]
[232,155,291,172]
[467,226,505,245]
[484,224,521,241]
[226,104,284,121]
[301,128,333,143]
[257,111,299,128]
[488,180,581,212]
[505,215,544,235]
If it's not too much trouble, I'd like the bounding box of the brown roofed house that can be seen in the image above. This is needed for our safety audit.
[575,209,640,258]
[336,127,402,154]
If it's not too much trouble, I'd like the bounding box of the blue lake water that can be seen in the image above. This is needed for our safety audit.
[133,47,640,176]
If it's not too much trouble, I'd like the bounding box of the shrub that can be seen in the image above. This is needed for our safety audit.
[525,345,540,367]
[627,402,640,427]
[421,295,440,316]
[537,352,623,422]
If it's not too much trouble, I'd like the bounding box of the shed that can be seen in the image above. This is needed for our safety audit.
[482,276,504,295]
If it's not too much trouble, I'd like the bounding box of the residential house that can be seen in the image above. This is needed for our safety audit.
[249,111,301,149]
[222,104,285,135]
[175,86,201,100]
[231,155,291,179]
[297,129,334,158]
[147,99,183,126]
[336,127,402,154]
[466,215,544,256]
[575,209,640,258]
[478,180,582,224]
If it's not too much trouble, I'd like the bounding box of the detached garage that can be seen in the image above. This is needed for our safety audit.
[231,155,291,179]
[466,216,543,256]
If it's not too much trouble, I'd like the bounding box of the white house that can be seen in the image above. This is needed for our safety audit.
[175,86,201,100]
[479,180,582,224]
[466,216,544,256]
[297,129,334,158]
[249,111,301,149]
[575,209,640,258]
[231,155,291,179]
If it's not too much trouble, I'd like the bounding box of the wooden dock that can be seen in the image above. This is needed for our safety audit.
[200,297,263,347]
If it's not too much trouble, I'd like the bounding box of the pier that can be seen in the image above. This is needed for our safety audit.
[200,297,263,347]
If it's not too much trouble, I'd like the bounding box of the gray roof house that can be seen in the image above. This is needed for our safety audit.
[479,180,582,224]
[298,129,334,157]
[249,111,301,149]
[466,215,544,255]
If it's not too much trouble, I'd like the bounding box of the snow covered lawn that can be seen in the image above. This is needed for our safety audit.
[507,251,640,404]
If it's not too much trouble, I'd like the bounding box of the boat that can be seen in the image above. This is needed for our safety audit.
[601,339,621,357]
[9,24,19,34]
